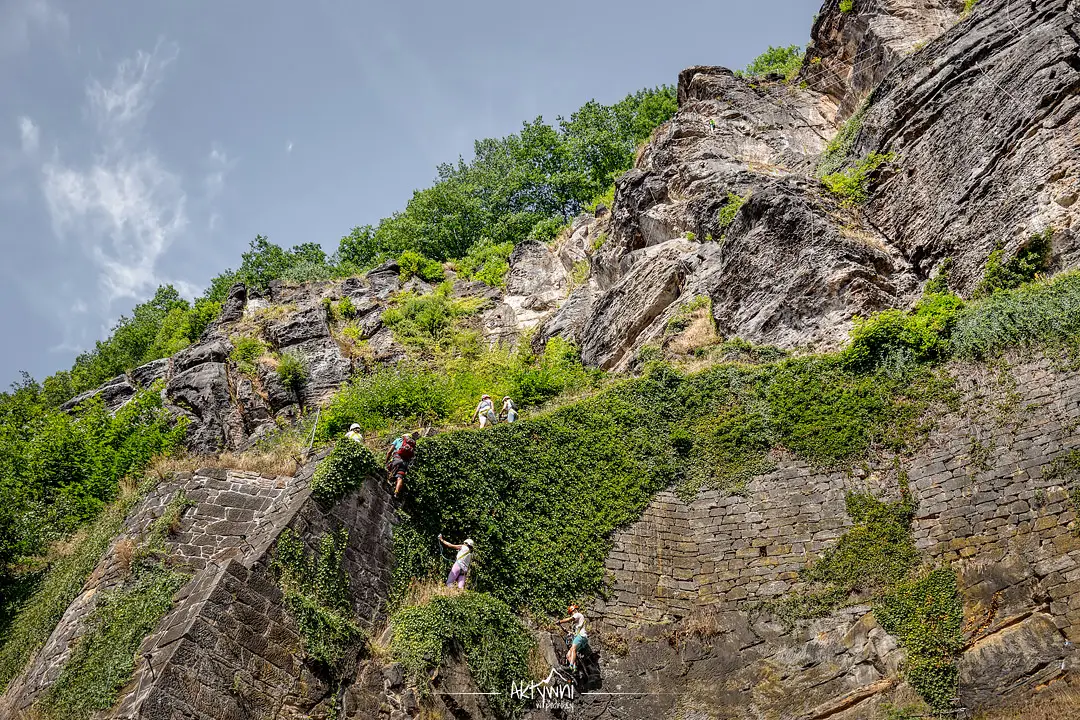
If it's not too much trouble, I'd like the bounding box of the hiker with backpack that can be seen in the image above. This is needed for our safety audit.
[438,534,475,589]
[499,396,518,424]
[471,394,497,428]
[385,431,419,498]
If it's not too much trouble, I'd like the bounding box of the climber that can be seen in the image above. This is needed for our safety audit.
[345,423,364,443]
[556,604,589,673]
[438,534,474,589]
[708,117,717,133]
[499,396,518,424]
[385,431,419,498]
[471,394,497,428]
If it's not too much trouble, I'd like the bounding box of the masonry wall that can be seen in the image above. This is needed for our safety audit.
[578,357,1080,720]
[0,451,396,720]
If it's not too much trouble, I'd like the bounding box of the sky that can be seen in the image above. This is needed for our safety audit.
[0,0,818,387]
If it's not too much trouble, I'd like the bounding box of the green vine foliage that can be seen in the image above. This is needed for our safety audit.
[37,563,187,720]
[764,491,918,625]
[391,592,534,719]
[397,357,946,616]
[875,569,964,713]
[716,192,749,237]
[817,103,867,177]
[309,440,381,506]
[1042,450,1080,530]
[272,528,362,668]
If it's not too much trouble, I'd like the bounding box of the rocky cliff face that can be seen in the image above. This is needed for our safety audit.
[15,1,1080,718]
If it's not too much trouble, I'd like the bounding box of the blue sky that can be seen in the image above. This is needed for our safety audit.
[0,0,817,386]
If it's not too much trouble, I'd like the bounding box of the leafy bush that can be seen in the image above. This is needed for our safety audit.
[950,271,1080,359]
[842,293,964,373]
[317,338,596,438]
[229,336,267,376]
[840,0,855,12]
[821,152,894,206]
[924,258,953,295]
[338,296,358,320]
[457,239,515,288]
[739,45,804,81]
[309,439,382,506]
[529,217,567,243]
[0,490,143,692]
[36,562,187,720]
[716,192,749,236]
[398,250,446,283]
[973,229,1052,298]
[0,385,186,594]
[381,285,486,353]
[391,591,534,719]
[272,528,362,668]
[276,352,308,397]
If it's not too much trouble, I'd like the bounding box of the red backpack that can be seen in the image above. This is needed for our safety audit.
[395,436,416,462]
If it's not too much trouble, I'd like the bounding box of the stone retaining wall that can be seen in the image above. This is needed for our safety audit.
[0,452,396,720]
[577,357,1080,720]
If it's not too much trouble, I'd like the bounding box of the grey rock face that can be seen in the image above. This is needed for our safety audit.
[367,259,402,298]
[289,337,353,404]
[129,357,171,389]
[855,0,1080,293]
[506,241,568,297]
[173,338,230,373]
[580,239,696,369]
[687,179,917,351]
[219,282,248,323]
[59,374,136,413]
[803,0,965,119]
[266,305,331,348]
[166,362,237,453]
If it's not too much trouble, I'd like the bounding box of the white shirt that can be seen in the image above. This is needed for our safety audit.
[477,399,494,415]
[456,545,474,571]
[572,611,587,636]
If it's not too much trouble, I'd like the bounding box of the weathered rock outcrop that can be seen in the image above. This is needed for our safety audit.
[804,0,967,119]
[856,0,1080,293]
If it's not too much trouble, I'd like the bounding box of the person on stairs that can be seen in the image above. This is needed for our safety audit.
[345,423,364,443]
[499,396,518,424]
[439,535,475,589]
[471,394,497,428]
[385,431,419,498]
[557,604,589,673]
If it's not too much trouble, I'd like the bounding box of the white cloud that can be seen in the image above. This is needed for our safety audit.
[203,144,234,198]
[86,39,179,134]
[286,141,294,153]
[18,116,39,154]
[41,41,190,304]
[0,0,68,56]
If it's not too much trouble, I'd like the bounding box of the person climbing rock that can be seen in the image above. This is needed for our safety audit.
[557,604,589,673]
[385,431,419,498]
[439,534,474,589]
[471,394,497,428]
[708,117,717,133]
[345,423,364,443]
[499,396,518,424]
